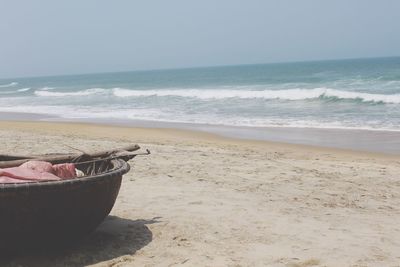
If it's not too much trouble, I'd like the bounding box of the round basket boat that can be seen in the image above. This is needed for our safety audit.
[0,158,130,252]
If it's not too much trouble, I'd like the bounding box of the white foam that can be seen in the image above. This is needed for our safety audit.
[323,89,400,103]
[0,82,18,88]
[0,104,399,132]
[27,86,400,104]
[34,88,107,97]
[0,105,167,122]
[17,87,31,92]
[112,87,400,104]
[38,87,55,91]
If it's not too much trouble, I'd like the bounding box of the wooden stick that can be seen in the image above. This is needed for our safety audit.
[0,144,140,168]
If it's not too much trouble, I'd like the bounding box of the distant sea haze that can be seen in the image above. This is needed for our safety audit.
[1,57,400,131]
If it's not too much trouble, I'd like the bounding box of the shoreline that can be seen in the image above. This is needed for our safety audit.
[1,111,400,155]
[0,119,399,160]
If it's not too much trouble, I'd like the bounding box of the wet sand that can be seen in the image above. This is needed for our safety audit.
[1,111,400,154]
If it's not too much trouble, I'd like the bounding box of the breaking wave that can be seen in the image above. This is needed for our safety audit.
[38,87,55,91]
[34,88,106,97]
[112,87,400,104]
[29,86,400,104]
[0,82,18,88]
[17,87,31,92]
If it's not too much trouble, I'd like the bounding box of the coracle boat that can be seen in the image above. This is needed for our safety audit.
[0,145,149,252]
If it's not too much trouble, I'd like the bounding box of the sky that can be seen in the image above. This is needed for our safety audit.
[1,0,400,79]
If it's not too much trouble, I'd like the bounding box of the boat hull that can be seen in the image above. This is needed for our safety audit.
[0,159,129,252]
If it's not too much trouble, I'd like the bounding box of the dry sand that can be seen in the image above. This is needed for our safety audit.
[1,121,400,267]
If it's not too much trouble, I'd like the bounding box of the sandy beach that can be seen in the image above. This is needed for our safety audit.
[1,121,400,267]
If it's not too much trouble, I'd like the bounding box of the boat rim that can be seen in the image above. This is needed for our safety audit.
[0,158,130,190]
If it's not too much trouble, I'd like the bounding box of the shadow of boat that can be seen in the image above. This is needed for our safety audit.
[1,216,160,267]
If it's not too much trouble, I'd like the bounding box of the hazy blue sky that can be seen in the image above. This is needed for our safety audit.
[1,0,400,78]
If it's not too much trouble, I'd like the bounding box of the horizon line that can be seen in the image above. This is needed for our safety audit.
[1,55,399,81]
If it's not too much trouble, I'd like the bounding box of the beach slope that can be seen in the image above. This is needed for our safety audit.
[1,121,400,267]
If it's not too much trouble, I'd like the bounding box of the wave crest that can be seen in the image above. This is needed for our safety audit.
[0,82,18,88]
[112,88,400,104]
[34,88,106,97]
[29,87,400,104]
[17,87,31,92]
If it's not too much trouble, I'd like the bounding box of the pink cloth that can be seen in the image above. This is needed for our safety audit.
[53,163,76,179]
[20,161,54,173]
[0,161,77,184]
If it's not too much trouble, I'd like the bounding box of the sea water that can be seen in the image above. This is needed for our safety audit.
[1,57,400,131]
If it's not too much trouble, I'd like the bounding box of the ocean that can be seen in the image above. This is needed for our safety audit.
[1,57,400,132]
